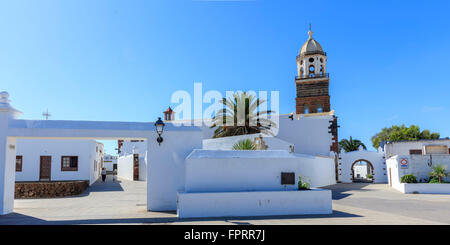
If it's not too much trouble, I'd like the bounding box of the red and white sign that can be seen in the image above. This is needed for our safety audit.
[400,158,408,168]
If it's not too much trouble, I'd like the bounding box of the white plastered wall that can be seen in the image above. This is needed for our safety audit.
[185,149,335,192]
[15,139,100,185]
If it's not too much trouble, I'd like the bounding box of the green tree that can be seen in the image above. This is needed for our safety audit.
[430,165,449,183]
[210,92,277,138]
[371,124,440,149]
[339,136,367,152]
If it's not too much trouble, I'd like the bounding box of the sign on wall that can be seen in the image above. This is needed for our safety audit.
[400,158,408,169]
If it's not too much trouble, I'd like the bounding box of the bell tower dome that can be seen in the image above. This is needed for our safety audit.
[295,28,330,115]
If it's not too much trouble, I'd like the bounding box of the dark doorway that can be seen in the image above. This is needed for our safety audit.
[133,154,139,181]
[39,156,52,181]
[113,164,118,171]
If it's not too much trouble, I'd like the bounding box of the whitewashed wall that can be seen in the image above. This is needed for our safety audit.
[90,142,103,184]
[146,129,203,211]
[15,139,101,185]
[117,153,146,181]
[276,115,334,156]
[117,155,133,181]
[387,155,450,184]
[185,149,335,193]
[178,189,332,218]
[119,140,147,156]
[195,115,335,157]
[202,134,293,151]
[338,149,387,183]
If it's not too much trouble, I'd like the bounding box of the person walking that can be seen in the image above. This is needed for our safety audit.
[112,169,117,182]
[101,168,107,182]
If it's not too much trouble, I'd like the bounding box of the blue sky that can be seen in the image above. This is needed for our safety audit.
[1,0,450,154]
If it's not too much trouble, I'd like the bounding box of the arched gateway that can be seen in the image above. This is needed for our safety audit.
[0,92,202,215]
[337,147,387,184]
[350,159,374,182]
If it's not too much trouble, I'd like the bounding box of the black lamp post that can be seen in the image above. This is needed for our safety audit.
[154,117,165,146]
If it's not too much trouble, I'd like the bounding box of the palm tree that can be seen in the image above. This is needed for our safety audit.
[430,165,449,183]
[339,136,367,152]
[210,92,277,138]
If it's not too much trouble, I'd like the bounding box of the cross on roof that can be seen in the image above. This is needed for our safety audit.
[42,109,51,120]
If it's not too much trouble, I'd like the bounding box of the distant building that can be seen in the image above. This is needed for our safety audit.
[385,139,450,158]
[117,140,147,181]
[103,154,118,172]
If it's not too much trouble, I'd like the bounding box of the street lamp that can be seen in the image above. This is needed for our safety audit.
[154,117,165,146]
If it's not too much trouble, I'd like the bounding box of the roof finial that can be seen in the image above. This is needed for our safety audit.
[308,23,313,39]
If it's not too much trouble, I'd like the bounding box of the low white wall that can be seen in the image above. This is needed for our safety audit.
[338,149,386,183]
[402,183,450,194]
[202,134,293,151]
[177,189,332,218]
[185,149,335,193]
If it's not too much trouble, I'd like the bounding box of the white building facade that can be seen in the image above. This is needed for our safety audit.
[15,139,104,185]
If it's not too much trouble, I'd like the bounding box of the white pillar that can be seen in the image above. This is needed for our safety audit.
[146,128,203,211]
[0,92,22,215]
[0,136,16,215]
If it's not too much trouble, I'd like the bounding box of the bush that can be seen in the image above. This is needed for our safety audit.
[232,139,256,150]
[298,175,311,190]
[428,177,449,184]
[429,177,440,184]
[367,174,373,179]
[400,174,417,183]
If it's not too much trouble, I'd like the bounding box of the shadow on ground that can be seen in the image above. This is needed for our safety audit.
[322,183,373,200]
[85,178,124,193]
[0,210,361,225]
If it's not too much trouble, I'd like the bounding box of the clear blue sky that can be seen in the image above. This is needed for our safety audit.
[1,0,450,154]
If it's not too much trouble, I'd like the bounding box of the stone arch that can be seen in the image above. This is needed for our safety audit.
[350,159,374,182]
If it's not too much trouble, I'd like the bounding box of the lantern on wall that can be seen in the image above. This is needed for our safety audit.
[154,117,165,146]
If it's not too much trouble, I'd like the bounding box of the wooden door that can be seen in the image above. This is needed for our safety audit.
[40,156,51,181]
[133,154,139,181]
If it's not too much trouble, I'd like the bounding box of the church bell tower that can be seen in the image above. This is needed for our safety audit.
[295,28,330,115]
